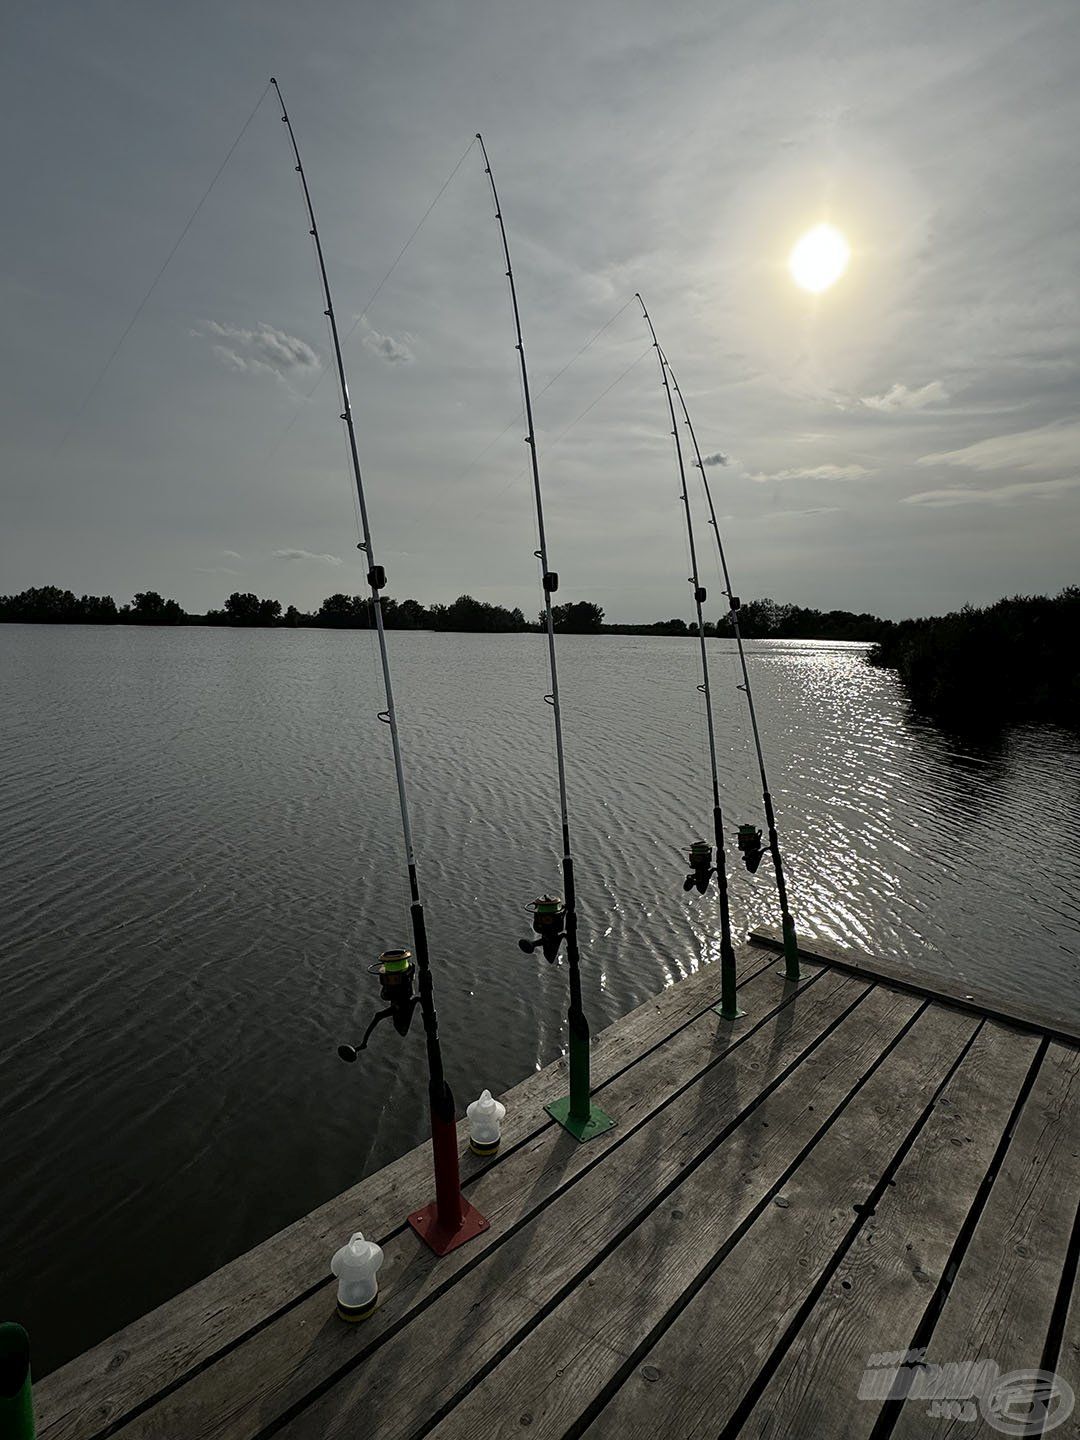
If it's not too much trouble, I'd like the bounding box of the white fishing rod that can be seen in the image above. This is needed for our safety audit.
[475,132,613,1142]
[272,78,487,1256]
[664,355,802,980]
[637,295,744,1019]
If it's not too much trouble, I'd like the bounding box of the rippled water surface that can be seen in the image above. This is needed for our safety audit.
[3,624,1078,1373]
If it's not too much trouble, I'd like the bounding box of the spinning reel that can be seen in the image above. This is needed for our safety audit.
[684,840,715,894]
[518,894,567,963]
[338,949,419,1061]
[736,824,767,874]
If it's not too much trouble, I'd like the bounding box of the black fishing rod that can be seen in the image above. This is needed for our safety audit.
[637,296,744,1020]
[271,78,487,1259]
[664,355,802,981]
[475,133,613,1143]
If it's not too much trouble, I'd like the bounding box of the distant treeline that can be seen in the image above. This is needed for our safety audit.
[0,586,597,633]
[715,597,892,643]
[0,586,893,640]
[868,588,1080,729]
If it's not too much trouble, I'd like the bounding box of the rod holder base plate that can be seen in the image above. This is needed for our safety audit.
[775,966,803,983]
[408,1197,489,1256]
[545,1094,615,1143]
[712,1001,747,1020]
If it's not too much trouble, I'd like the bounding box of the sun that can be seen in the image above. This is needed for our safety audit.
[788,223,851,293]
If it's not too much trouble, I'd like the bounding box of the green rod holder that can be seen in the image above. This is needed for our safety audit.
[546,1010,614,1143]
[0,1324,35,1440]
[715,941,745,1021]
[780,911,801,983]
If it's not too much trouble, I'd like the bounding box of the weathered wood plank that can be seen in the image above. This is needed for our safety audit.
[736,1020,1041,1439]
[751,926,1080,1045]
[106,961,835,1440]
[1050,1202,1080,1436]
[433,1002,977,1440]
[282,982,920,1440]
[34,946,774,1440]
[889,1040,1080,1439]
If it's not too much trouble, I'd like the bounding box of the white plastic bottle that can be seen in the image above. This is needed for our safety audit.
[467,1088,507,1156]
[330,1231,384,1322]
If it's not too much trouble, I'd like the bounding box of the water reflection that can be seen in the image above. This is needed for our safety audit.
[0,625,1077,1377]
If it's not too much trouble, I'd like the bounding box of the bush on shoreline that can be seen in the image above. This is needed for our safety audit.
[867,587,1079,729]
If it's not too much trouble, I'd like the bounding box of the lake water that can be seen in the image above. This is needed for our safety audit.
[3,624,1079,1375]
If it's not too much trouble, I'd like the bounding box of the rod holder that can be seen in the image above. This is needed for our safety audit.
[712,941,746,1021]
[408,1100,490,1255]
[0,1323,35,1440]
[544,1011,614,1143]
[779,911,802,983]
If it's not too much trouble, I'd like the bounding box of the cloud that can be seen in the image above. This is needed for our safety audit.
[747,463,873,483]
[902,476,1080,508]
[701,451,729,467]
[360,319,415,365]
[272,548,343,566]
[917,419,1080,473]
[202,323,321,384]
[221,550,243,561]
[861,381,949,412]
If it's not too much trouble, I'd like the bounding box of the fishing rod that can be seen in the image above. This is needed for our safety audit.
[636,296,744,1021]
[476,133,613,1143]
[271,78,487,1259]
[664,355,802,982]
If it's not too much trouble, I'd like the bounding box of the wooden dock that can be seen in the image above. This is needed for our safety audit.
[33,937,1080,1439]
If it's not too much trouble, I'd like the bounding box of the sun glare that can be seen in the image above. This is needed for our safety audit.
[788,223,850,293]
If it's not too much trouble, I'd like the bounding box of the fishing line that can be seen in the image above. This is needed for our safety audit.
[486,344,651,508]
[542,344,651,454]
[51,81,273,458]
[262,136,477,466]
[446,295,637,491]
[409,307,643,542]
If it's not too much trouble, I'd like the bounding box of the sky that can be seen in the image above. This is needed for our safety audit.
[1,0,1077,621]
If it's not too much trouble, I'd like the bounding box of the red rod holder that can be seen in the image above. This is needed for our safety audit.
[408,1104,489,1256]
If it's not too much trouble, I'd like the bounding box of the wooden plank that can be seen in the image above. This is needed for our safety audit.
[736,1020,1041,1439]
[433,1002,978,1440]
[34,945,774,1440]
[750,926,1080,1045]
[889,1040,1080,1439]
[278,982,921,1440]
[1050,1203,1080,1436]
[104,961,837,1440]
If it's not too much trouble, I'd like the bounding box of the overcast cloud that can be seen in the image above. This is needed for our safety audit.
[1,0,1077,619]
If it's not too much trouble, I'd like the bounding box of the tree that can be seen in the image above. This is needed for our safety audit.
[318,593,370,627]
[395,597,428,629]
[132,591,184,623]
[224,592,261,624]
[81,594,118,623]
[0,586,82,622]
[549,601,604,634]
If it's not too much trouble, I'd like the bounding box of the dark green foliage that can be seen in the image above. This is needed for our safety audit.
[0,586,181,623]
[132,591,184,624]
[314,592,529,631]
[716,597,891,642]
[547,601,605,634]
[436,594,529,632]
[868,587,1080,729]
